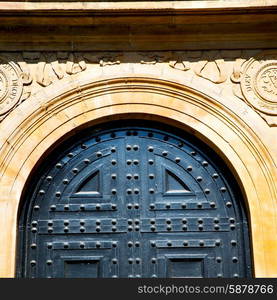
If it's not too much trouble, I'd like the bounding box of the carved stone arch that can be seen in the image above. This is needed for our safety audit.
[0,72,276,277]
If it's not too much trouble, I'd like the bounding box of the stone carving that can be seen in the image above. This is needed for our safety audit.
[0,58,29,121]
[169,60,190,71]
[193,51,227,84]
[140,53,165,64]
[98,53,121,67]
[232,50,277,126]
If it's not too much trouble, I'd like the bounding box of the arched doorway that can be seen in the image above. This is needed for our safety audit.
[17,120,252,278]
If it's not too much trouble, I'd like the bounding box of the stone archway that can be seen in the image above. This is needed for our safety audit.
[0,74,276,277]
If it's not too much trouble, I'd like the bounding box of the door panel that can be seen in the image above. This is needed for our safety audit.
[18,124,251,278]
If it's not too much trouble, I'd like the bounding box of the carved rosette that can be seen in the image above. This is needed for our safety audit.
[0,61,24,119]
[238,51,277,125]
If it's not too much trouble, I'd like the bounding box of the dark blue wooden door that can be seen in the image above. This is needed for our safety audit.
[18,124,251,278]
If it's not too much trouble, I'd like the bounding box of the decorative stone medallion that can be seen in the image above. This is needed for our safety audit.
[0,61,23,116]
[241,51,277,115]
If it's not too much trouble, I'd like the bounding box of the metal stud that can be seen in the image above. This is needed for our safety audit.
[128,241,133,247]
[128,258,133,264]
[95,226,101,233]
[182,225,188,231]
[112,226,117,232]
[48,227,53,233]
[204,189,210,194]
[96,220,101,225]
[34,205,40,211]
[151,241,156,247]
[167,226,172,231]
[151,258,157,264]
[112,189,117,195]
[96,242,101,248]
[126,145,132,151]
[216,257,222,263]
[31,228,37,233]
[182,203,187,209]
[212,173,219,179]
[165,203,171,209]
[111,173,117,179]
[215,240,221,246]
[214,224,220,230]
[64,204,70,211]
[39,190,45,195]
[111,204,117,210]
[133,145,139,151]
[167,241,172,247]
[56,163,62,169]
[81,144,87,149]
[79,242,85,249]
[151,225,156,232]
[197,202,202,208]
[148,146,154,152]
[217,274,223,278]
[214,218,219,224]
[72,168,79,174]
[111,160,117,165]
[63,179,69,184]
[126,160,132,165]
[233,274,239,278]
[96,151,102,157]
[187,166,193,171]
[80,226,86,233]
[32,221,38,227]
[199,240,205,247]
[111,147,116,153]
[182,218,187,224]
[55,191,61,197]
[83,158,90,164]
[198,225,203,231]
[126,174,132,179]
[135,242,140,247]
[210,201,216,208]
[149,188,155,194]
[64,227,69,233]
[148,159,154,165]
[149,203,155,210]
[96,204,101,210]
[112,259,118,264]
[220,187,227,193]
[202,161,208,167]
[175,157,181,163]
[134,203,139,209]
[133,160,139,165]
[232,257,238,263]
[136,258,141,264]
[196,176,203,182]
[134,174,139,179]
[126,189,132,195]
[30,260,36,266]
[183,241,188,247]
[63,243,69,249]
[50,205,56,211]
[30,243,37,249]
[128,226,133,232]
[128,219,133,225]
[231,240,237,246]
[162,151,168,156]
[46,176,52,182]
[230,224,236,230]
[80,204,85,211]
[112,242,117,248]
[226,202,232,207]
[111,219,117,225]
[47,243,52,249]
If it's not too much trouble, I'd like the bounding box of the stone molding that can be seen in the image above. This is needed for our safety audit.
[1,50,276,126]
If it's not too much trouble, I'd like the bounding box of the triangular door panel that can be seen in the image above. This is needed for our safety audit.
[165,169,192,194]
[75,170,101,196]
